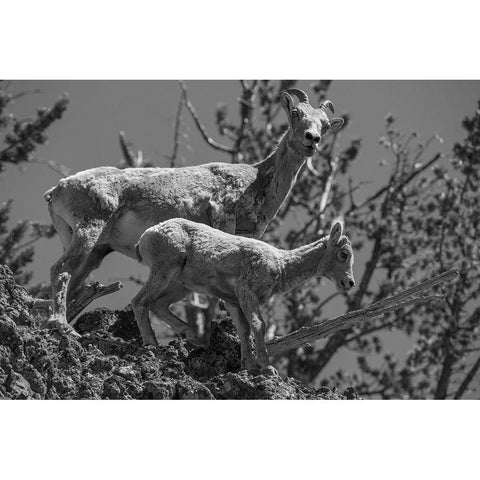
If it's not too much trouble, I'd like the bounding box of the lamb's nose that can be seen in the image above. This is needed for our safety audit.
[348,279,355,288]
[305,131,320,144]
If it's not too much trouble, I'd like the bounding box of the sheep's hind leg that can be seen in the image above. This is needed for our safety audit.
[149,284,203,347]
[131,267,180,346]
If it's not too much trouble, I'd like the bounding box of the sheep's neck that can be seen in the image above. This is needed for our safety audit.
[275,240,326,294]
[253,133,307,222]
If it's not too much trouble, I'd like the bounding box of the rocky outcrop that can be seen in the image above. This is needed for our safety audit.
[0,265,356,400]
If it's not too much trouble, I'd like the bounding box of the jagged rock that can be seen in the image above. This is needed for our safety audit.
[0,264,357,400]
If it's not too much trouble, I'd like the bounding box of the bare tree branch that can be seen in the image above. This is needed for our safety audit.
[232,80,258,163]
[119,131,137,167]
[319,156,339,214]
[316,291,341,311]
[345,153,442,216]
[30,158,71,177]
[267,268,458,356]
[166,90,185,167]
[11,89,43,100]
[67,281,123,323]
[454,354,480,399]
[179,81,234,154]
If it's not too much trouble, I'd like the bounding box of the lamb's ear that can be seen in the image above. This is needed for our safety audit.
[280,91,295,119]
[330,118,344,132]
[329,218,344,245]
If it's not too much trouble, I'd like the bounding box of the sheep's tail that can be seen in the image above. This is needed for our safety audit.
[135,243,143,264]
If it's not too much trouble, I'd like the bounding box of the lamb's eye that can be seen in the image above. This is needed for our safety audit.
[337,250,348,262]
[291,109,298,117]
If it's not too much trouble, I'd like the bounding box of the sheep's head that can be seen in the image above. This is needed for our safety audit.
[280,88,344,157]
[318,218,355,292]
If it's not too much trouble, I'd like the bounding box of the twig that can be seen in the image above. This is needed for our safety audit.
[119,131,138,167]
[306,157,321,176]
[347,177,356,210]
[319,156,339,214]
[345,153,442,216]
[67,281,123,323]
[30,158,71,177]
[344,318,398,345]
[232,80,258,163]
[11,89,43,100]
[453,353,480,399]
[266,268,458,356]
[287,181,370,247]
[112,275,145,286]
[179,81,234,154]
[344,303,419,344]
[316,291,341,311]
[166,90,185,167]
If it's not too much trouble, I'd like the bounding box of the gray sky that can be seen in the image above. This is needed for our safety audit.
[2,80,479,381]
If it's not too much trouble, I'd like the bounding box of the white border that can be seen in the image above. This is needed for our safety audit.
[1,1,478,478]
[0,401,479,479]
[2,0,480,79]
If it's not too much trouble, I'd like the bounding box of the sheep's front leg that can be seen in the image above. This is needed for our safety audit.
[236,288,277,376]
[226,303,257,372]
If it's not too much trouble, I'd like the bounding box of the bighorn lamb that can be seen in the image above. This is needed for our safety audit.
[44,88,344,336]
[133,218,355,373]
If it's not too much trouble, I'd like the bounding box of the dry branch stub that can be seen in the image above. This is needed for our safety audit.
[266,268,459,356]
[67,281,123,322]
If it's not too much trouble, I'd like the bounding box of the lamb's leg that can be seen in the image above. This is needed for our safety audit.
[185,298,200,342]
[131,270,172,346]
[237,288,276,376]
[202,296,218,348]
[149,285,202,346]
[226,303,257,372]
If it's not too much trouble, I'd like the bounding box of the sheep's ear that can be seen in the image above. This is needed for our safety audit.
[330,118,344,132]
[280,91,295,118]
[329,218,344,245]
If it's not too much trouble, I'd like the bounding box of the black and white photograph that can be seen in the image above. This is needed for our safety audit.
[1,78,479,401]
[1,1,478,479]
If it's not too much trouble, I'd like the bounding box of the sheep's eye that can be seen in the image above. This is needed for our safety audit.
[291,109,298,117]
[337,250,349,262]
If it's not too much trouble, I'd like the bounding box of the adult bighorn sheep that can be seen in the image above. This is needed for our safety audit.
[44,88,344,339]
[133,217,355,374]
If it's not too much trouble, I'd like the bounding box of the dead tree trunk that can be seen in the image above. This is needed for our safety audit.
[267,269,458,357]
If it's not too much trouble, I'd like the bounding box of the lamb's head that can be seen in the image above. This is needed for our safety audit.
[318,218,355,292]
[280,88,344,157]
